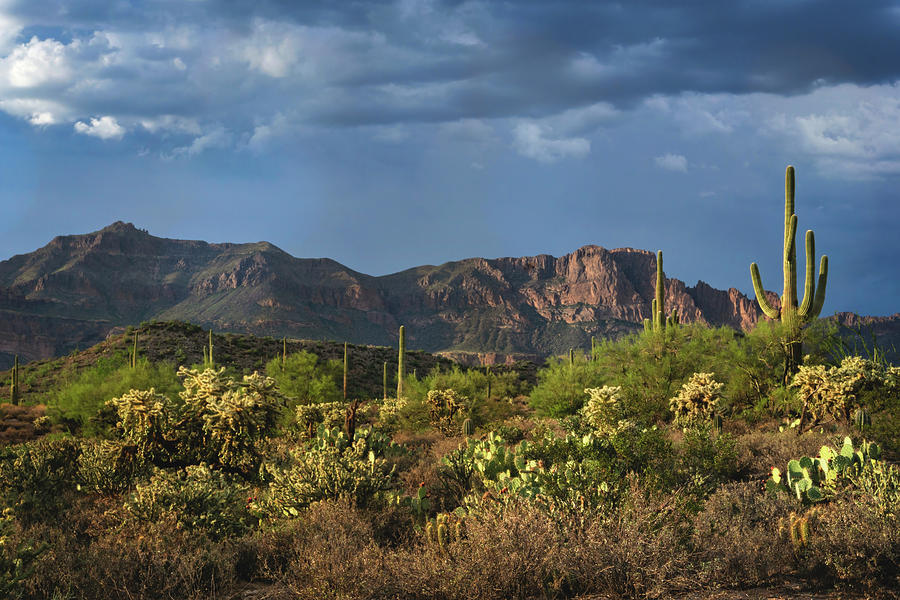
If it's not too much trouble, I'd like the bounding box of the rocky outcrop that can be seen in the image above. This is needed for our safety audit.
[2,222,888,365]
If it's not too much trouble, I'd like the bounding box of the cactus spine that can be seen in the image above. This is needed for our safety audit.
[397,325,405,399]
[343,342,348,401]
[750,166,828,381]
[10,355,19,405]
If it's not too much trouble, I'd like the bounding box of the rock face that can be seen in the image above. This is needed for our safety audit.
[0,221,840,367]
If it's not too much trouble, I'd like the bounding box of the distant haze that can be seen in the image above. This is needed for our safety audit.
[0,1,897,316]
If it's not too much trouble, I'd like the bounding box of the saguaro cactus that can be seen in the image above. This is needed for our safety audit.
[10,355,19,405]
[643,251,678,332]
[343,342,349,401]
[383,361,388,400]
[397,325,405,399]
[131,331,138,369]
[750,166,828,381]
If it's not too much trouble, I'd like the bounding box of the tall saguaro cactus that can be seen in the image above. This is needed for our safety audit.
[343,342,349,401]
[397,325,406,399]
[750,165,828,382]
[10,355,19,405]
[643,250,678,332]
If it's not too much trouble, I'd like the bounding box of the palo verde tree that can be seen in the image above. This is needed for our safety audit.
[750,165,828,384]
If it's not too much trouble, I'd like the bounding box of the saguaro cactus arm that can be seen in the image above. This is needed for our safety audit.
[750,262,780,319]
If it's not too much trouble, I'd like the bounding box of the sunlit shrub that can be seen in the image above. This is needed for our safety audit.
[256,427,399,517]
[107,367,284,475]
[125,464,251,539]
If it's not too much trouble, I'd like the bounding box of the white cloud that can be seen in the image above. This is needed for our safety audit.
[28,111,54,125]
[512,122,590,163]
[654,153,688,172]
[4,36,73,88]
[73,115,125,140]
[170,126,230,157]
[763,83,900,179]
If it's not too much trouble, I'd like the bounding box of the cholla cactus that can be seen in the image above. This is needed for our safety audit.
[790,356,890,431]
[259,428,397,516]
[669,372,723,429]
[108,368,284,474]
[107,388,173,455]
[580,386,625,435]
[296,401,347,436]
[426,388,466,435]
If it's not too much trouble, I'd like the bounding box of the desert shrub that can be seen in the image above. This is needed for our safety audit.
[251,500,388,600]
[692,481,795,586]
[569,477,695,598]
[107,367,284,475]
[669,372,724,429]
[125,464,252,539]
[487,415,529,444]
[528,355,604,417]
[256,427,399,517]
[265,351,341,411]
[676,427,739,500]
[0,437,80,524]
[0,509,45,600]
[736,429,831,479]
[76,438,150,495]
[27,516,238,600]
[46,357,180,433]
[530,324,743,422]
[394,500,569,600]
[803,495,900,586]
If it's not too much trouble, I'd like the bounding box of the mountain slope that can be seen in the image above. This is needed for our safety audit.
[1,221,870,367]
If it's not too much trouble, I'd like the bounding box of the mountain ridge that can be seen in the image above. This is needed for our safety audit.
[1,222,895,368]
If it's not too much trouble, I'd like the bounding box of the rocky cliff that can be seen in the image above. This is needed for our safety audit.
[0,221,863,368]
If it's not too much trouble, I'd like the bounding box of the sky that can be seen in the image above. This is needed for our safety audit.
[0,0,898,316]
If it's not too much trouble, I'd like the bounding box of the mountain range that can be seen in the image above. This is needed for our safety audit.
[0,222,896,368]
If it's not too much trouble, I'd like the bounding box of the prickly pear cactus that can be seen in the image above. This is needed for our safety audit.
[767,436,883,505]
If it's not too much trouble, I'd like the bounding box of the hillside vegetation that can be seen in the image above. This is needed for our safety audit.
[0,315,897,599]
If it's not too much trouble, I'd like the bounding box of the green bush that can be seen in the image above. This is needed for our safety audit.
[125,464,252,539]
[0,437,81,524]
[265,351,341,415]
[529,355,604,417]
[0,509,45,599]
[46,357,180,433]
[76,439,150,495]
[530,324,744,421]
